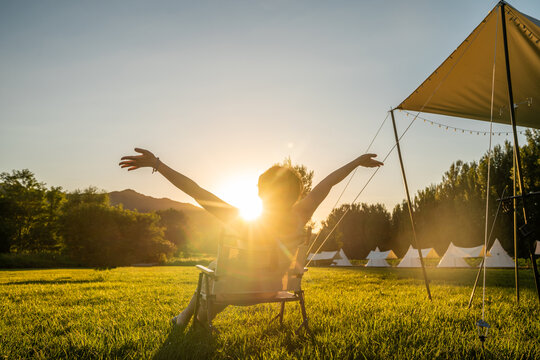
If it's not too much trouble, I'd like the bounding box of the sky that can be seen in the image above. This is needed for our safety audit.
[1,0,539,225]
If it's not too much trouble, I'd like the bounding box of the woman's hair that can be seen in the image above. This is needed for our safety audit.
[258,166,303,207]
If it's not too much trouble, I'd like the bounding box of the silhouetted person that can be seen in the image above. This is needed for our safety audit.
[119,148,382,326]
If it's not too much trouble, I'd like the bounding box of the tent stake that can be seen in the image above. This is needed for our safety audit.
[500,2,540,302]
[390,109,432,301]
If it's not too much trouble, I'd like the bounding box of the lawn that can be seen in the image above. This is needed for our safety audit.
[1,266,538,359]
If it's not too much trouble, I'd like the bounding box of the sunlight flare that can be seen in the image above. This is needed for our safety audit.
[218,175,262,220]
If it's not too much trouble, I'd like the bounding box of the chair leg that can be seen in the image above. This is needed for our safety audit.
[204,276,215,332]
[295,291,311,335]
[191,273,204,330]
[271,301,286,326]
[279,302,285,326]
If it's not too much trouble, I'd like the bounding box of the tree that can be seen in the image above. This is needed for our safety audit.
[59,188,173,267]
[156,209,188,254]
[0,169,50,252]
[317,203,391,259]
[277,157,314,199]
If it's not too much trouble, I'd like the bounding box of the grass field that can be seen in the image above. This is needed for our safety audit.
[1,266,538,359]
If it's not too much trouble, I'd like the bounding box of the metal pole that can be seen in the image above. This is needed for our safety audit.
[468,186,507,308]
[390,109,432,301]
[500,3,540,301]
[513,148,519,303]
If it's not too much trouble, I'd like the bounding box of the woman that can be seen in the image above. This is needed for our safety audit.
[119,148,382,326]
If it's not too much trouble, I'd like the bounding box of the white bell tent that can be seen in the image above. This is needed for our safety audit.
[330,249,353,267]
[308,249,352,267]
[483,238,514,268]
[365,246,397,267]
[397,245,439,268]
[437,242,472,268]
[458,245,488,258]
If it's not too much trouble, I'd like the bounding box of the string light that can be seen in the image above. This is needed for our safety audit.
[401,110,525,136]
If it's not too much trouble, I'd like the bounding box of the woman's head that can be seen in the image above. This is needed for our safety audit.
[258,166,303,210]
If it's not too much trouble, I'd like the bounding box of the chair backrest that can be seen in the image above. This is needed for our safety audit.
[212,229,309,295]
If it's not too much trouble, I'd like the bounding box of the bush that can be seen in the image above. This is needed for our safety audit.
[59,202,173,267]
[0,252,80,268]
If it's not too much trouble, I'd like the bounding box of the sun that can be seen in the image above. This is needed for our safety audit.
[218,176,263,221]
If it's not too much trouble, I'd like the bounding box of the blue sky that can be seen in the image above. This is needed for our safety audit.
[1,0,539,224]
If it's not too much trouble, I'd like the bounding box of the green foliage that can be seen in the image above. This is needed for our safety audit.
[59,189,173,267]
[277,157,314,199]
[321,132,540,259]
[156,209,188,255]
[317,203,391,258]
[0,169,63,253]
[0,172,191,267]
[0,267,538,359]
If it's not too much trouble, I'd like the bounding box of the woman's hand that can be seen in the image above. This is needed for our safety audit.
[357,153,383,168]
[119,148,158,171]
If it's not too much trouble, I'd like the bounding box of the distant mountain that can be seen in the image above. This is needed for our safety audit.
[109,189,223,252]
[109,189,202,213]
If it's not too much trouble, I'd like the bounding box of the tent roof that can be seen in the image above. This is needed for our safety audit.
[444,242,473,258]
[401,245,439,259]
[397,2,540,129]
[308,251,338,261]
[331,249,353,266]
[309,249,352,266]
[437,243,471,267]
[366,248,398,260]
[456,244,488,257]
[484,238,514,267]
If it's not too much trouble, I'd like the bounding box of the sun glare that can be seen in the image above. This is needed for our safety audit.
[219,176,263,221]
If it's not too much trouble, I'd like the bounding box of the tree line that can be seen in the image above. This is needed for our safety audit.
[0,170,189,267]
[316,130,540,260]
[1,130,539,265]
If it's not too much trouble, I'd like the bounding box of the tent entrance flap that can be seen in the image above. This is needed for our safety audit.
[397,2,540,129]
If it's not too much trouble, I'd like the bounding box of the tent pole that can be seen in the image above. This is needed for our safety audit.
[513,149,519,303]
[390,109,432,301]
[468,186,507,308]
[500,2,540,302]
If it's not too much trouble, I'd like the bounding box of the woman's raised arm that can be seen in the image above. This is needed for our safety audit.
[119,148,239,223]
[294,154,383,223]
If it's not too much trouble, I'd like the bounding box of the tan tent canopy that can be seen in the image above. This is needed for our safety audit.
[397,1,540,129]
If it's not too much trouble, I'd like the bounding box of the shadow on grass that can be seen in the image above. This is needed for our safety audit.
[360,268,537,289]
[6,278,105,285]
[152,325,217,360]
[152,312,317,360]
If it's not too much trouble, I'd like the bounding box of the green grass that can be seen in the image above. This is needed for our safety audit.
[1,267,538,359]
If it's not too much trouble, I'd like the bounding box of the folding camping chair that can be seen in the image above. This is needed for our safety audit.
[191,231,310,334]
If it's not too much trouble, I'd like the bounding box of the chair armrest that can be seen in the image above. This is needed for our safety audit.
[289,267,308,277]
[196,265,215,277]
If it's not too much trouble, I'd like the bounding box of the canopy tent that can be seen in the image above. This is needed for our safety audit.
[397,245,439,268]
[483,238,515,268]
[397,2,540,129]
[437,242,472,268]
[391,0,540,300]
[365,246,396,267]
[307,249,352,267]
